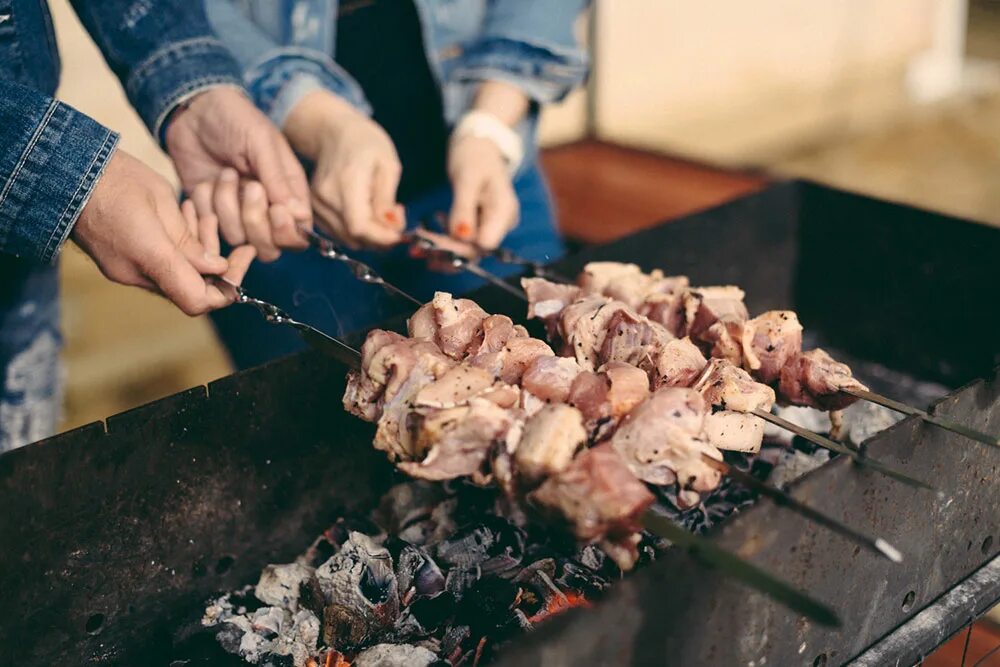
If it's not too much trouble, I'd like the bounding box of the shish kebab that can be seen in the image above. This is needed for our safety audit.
[403,235,998,449]
[298,229,933,491]
[212,277,841,627]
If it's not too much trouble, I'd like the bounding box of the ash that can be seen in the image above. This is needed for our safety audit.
[203,404,900,666]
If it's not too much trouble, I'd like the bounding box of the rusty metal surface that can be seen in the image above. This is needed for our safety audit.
[0,182,998,666]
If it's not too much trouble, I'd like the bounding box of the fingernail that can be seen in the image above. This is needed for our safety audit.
[408,245,426,259]
[383,210,398,224]
[220,169,238,182]
[455,221,472,239]
[204,252,224,262]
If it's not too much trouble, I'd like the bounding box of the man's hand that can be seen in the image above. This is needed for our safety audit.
[164,86,313,253]
[284,90,405,250]
[72,150,255,315]
[447,134,519,250]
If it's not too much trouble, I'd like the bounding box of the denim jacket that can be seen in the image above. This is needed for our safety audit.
[0,0,243,264]
[206,0,590,174]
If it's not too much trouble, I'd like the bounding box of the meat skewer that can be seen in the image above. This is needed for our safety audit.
[526,266,998,449]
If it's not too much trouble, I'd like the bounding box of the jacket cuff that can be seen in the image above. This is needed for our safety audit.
[0,101,119,264]
[453,37,590,104]
[125,36,244,138]
[243,49,373,128]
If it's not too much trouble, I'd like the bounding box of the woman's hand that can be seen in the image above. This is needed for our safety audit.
[284,90,405,250]
[446,134,520,251]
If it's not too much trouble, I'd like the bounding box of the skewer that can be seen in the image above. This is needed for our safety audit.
[751,408,938,493]
[216,288,840,627]
[406,235,532,300]
[840,387,999,449]
[700,454,902,562]
[298,226,422,307]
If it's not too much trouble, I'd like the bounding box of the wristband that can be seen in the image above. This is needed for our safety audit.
[451,110,524,176]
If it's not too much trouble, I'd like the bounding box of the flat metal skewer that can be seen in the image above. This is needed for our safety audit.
[700,454,902,562]
[841,386,999,449]
[751,408,939,493]
[299,226,422,307]
[406,235,531,300]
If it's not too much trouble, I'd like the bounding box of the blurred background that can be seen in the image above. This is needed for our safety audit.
[56,0,1000,429]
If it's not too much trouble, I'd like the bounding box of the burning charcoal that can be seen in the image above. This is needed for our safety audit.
[444,567,481,601]
[376,481,448,533]
[255,562,316,611]
[396,545,446,600]
[556,561,610,596]
[578,545,608,572]
[315,532,400,650]
[455,576,519,635]
[353,643,439,667]
[434,517,525,575]
[440,624,472,659]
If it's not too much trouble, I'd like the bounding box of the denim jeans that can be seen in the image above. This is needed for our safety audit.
[210,164,564,369]
[0,260,60,453]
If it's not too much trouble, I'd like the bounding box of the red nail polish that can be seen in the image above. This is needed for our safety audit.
[384,210,398,224]
[409,245,426,259]
[456,221,472,239]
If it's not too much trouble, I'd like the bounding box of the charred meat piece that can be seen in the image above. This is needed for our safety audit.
[558,296,628,370]
[399,398,517,481]
[682,286,749,340]
[610,387,723,493]
[744,310,804,384]
[567,362,650,439]
[652,337,709,390]
[514,404,587,483]
[407,292,488,359]
[599,307,675,378]
[693,358,776,453]
[779,348,868,411]
[529,444,654,569]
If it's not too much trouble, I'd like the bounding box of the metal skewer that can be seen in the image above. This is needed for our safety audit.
[214,283,840,627]
[406,235,532,300]
[700,454,902,562]
[298,226,422,307]
[751,408,938,493]
[840,387,999,449]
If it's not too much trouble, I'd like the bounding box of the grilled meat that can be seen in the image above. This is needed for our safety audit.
[610,387,723,494]
[567,362,650,439]
[514,404,588,483]
[558,296,629,370]
[780,348,868,411]
[682,286,749,340]
[407,291,488,359]
[692,358,776,453]
[744,311,803,383]
[520,355,585,406]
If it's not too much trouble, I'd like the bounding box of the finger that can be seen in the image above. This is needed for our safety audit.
[275,135,313,224]
[249,133,309,221]
[191,181,215,220]
[213,168,246,246]
[143,243,225,315]
[269,203,308,250]
[448,176,480,243]
[198,212,221,257]
[372,161,404,230]
[181,199,199,239]
[341,169,401,248]
[222,244,257,287]
[166,200,228,275]
[242,181,280,262]
[477,182,519,250]
[311,197,356,250]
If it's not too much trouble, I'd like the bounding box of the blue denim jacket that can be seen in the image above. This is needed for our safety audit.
[0,0,243,264]
[206,0,589,174]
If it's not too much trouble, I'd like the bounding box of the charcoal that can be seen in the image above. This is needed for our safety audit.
[255,563,315,610]
[396,545,446,599]
[408,592,456,630]
[434,517,525,574]
[556,561,610,595]
[456,577,519,635]
[513,558,557,585]
[353,643,438,667]
[315,532,400,649]
[444,567,481,601]
[440,624,471,657]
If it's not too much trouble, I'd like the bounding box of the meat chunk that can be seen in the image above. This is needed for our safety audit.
[521,356,585,408]
[700,316,752,368]
[529,444,654,570]
[344,331,453,423]
[599,307,675,378]
[522,277,581,326]
[558,296,628,370]
[566,362,650,439]
[514,404,587,483]
[470,336,554,385]
[652,337,709,389]
[577,262,665,309]
[683,286,749,340]
[610,388,723,492]
[638,291,688,337]
[779,348,868,411]
[406,292,488,359]
[412,365,519,410]
[744,311,803,383]
[693,358,776,453]
[399,398,516,481]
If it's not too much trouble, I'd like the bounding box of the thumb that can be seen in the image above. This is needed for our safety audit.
[449,176,480,243]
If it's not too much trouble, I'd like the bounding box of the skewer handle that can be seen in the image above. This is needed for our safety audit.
[750,408,939,493]
[842,387,1000,449]
[702,455,902,562]
[640,511,840,627]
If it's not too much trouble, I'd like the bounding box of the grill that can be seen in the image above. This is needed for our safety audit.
[0,181,997,666]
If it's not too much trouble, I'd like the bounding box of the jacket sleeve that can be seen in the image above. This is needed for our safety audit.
[0,82,118,263]
[204,0,372,127]
[456,0,591,104]
[69,0,244,139]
